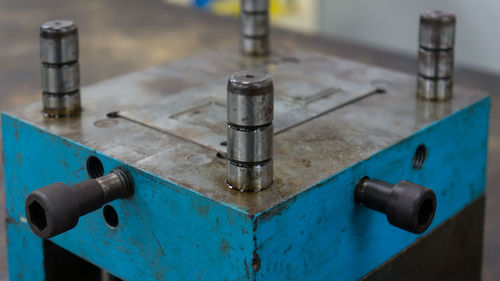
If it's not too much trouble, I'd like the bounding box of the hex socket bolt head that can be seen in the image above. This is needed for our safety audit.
[355,178,437,234]
[25,182,79,239]
[25,168,134,239]
[40,20,79,64]
[419,10,456,50]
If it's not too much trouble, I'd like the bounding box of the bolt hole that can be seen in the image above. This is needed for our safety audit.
[87,156,104,178]
[107,111,119,118]
[418,198,435,226]
[412,145,427,170]
[28,200,47,232]
[216,152,227,159]
[103,205,119,228]
[371,79,391,94]
[220,141,227,147]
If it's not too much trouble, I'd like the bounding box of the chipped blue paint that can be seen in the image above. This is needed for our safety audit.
[254,97,490,281]
[2,113,255,281]
[1,97,489,281]
[5,220,44,280]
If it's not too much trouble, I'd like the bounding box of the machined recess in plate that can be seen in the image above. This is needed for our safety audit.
[119,51,376,153]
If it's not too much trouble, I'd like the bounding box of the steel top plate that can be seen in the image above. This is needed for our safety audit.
[119,49,375,152]
[7,46,488,214]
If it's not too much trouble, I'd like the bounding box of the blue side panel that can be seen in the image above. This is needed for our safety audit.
[2,113,255,281]
[255,97,490,281]
[6,222,44,281]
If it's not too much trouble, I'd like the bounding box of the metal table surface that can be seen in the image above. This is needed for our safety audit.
[0,0,499,280]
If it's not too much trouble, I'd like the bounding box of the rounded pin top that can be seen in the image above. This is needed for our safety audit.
[419,10,456,50]
[227,70,273,126]
[40,20,77,39]
[420,10,456,26]
[228,71,273,96]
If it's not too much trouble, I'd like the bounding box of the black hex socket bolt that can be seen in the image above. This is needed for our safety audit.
[355,178,437,234]
[25,168,133,239]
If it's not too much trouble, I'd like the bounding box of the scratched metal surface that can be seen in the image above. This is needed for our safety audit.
[119,48,375,152]
[6,45,487,214]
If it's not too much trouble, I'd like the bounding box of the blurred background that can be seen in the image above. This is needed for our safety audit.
[173,0,500,74]
[0,0,499,280]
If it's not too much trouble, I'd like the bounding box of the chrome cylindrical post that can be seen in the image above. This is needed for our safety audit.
[240,0,270,56]
[227,71,274,191]
[417,11,456,101]
[40,20,81,117]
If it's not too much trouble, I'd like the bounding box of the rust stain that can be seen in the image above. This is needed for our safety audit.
[294,158,311,168]
[219,238,231,254]
[244,259,250,280]
[250,219,261,280]
[258,196,296,222]
[252,250,261,273]
[196,203,209,218]
[5,216,19,225]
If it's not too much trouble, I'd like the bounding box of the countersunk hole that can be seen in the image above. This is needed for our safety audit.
[107,111,119,118]
[216,152,227,159]
[28,200,47,232]
[87,156,104,178]
[412,144,427,170]
[103,205,119,228]
[418,198,435,226]
[220,141,227,147]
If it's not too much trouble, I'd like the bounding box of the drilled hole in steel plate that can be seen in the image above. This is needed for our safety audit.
[87,156,104,178]
[216,152,227,160]
[107,111,120,118]
[371,79,391,94]
[103,205,119,228]
[418,198,435,226]
[412,144,427,170]
[220,141,227,147]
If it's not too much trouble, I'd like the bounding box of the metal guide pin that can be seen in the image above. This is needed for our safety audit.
[226,70,274,191]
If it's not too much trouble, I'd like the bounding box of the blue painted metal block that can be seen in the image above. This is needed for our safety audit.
[1,47,490,280]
